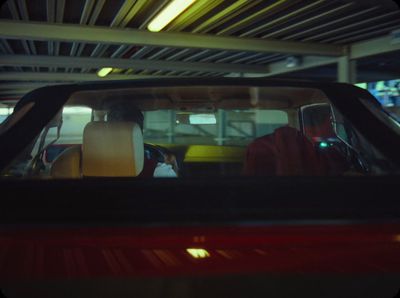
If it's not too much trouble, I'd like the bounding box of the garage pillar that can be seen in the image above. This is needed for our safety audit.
[217,109,226,145]
[168,110,175,143]
[338,53,357,83]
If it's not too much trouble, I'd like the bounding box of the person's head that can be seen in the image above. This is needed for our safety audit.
[106,101,144,130]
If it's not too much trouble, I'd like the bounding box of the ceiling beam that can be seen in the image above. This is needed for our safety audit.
[0,82,62,98]
[0,82,62,90]
[0,89,31,96]
[0,72,161,81]
[262,56,338,77]
[274,68,400,83]
[0,54,269,73]
[0,20,344,56]
[350,35,400,60]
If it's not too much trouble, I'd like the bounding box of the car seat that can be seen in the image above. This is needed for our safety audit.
[51,121,144,178]
[243,126,326,176]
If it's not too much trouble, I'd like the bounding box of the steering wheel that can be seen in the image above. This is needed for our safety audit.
[144,143,165,163]
[144,143,180,175]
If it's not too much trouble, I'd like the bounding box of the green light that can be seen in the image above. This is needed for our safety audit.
[97,67,113,78]
[319,142,329,148]
[147,0,196,32]
[186,248,210,259]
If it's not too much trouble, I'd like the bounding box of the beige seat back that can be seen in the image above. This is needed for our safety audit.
[51,121,144,178]
[50,145,81,178]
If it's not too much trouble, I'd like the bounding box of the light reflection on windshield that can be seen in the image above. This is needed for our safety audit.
[186,248,210,259]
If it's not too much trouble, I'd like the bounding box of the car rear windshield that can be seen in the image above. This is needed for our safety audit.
[1,85,399,178]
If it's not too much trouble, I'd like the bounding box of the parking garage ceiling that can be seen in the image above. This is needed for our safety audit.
[0,0,399,100]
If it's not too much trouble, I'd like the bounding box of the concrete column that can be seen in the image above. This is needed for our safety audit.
[338,55,357,84]
[168,110,175,143]
[217,109,226,146]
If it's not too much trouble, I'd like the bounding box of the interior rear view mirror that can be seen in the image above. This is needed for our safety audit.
[176,113,216,125]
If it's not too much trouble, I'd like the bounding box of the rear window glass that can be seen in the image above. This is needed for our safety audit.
[144,109,288,146]
[2,85,399,178]
[0,106,13,124]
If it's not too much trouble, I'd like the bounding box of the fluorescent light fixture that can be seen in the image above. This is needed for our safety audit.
[189,114,216,125]
[97,67,113,78]
[148,0,196,32]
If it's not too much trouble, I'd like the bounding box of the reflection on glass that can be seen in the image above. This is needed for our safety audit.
[186,248,210,259]
[189,114,217,125]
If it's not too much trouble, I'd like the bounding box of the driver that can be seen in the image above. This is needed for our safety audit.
[106,101,178,178]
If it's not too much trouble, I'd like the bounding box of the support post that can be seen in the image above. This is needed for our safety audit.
[168,110,175,143]
[337,51,356,83]
[217,109,226,146]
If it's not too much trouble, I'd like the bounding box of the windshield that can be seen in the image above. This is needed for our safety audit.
[1,85,399,178]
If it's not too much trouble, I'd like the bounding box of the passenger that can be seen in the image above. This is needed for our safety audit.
[243,126,326,176]
[107,102,178,178]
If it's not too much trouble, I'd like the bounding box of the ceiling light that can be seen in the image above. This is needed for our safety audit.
[147,0,196,32]
[97,67,113,78]
[285,56,301,68]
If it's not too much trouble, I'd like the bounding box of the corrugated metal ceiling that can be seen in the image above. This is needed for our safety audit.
[0,0,399,99]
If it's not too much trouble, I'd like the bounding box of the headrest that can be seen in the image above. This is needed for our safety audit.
[82,122,144,177]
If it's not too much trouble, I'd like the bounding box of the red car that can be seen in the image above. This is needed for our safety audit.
[0,78,399,297]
